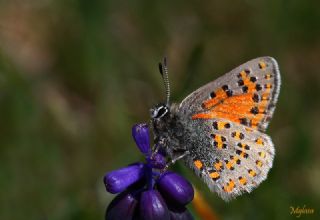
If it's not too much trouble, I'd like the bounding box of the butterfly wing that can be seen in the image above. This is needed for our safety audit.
[178,57,280,201]
[179,56,280,132]
[183,118,275,201]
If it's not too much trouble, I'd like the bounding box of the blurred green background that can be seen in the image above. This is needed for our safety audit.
[0,0,319,219]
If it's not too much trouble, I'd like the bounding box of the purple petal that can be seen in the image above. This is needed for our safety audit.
[157,172,194,206]
[105,191,138,220]
[148,153,166,169]
[140,190,170,220]
[169,206,194,220]
[132,123,151,155]
[104,163,145,194]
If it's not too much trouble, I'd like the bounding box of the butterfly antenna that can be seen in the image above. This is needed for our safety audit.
[158,57,171,106]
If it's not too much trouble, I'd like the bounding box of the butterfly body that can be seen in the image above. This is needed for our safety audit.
[151,57,280,201]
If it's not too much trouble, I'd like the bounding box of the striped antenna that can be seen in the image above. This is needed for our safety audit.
[158,57,171,105]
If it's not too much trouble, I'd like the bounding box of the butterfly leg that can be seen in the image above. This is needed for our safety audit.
[151,138,166,159]
[161,150,190,173]
[150,143,160,159]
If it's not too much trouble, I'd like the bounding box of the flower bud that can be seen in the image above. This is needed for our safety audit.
[132,123,151,155]
[157,172,194,206]
[104,163,145,194]
[105,191,138,220]
[140,190,170,220]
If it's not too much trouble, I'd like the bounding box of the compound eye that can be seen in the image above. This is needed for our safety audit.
[151,105,169,119]
[156,106,168,118]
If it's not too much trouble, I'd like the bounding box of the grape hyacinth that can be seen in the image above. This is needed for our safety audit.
[103,123,194,220]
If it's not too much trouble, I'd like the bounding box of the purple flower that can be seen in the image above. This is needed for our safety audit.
[157,171,194,206]
[140,190,170,220]
[104,163,145,194]
[103,123,194,220]
[132,123,150,155]
[105,191,138,220]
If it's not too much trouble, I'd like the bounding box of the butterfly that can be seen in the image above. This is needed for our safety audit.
[150,57,280,201]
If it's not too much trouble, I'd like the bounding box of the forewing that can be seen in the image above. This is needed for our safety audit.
[179,57,281,131]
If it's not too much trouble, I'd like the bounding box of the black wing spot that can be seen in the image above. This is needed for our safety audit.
[242,86,248,93]
[226,90,233,97]
[252,93,260,103]
[238,79,244,86]
[255,84,262,91]
[212,121,218,130]
[239,118,249,125]
[210,91,216,98]
[222,85,229,91]
[250,106,259,115]
[250,76,257,82]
